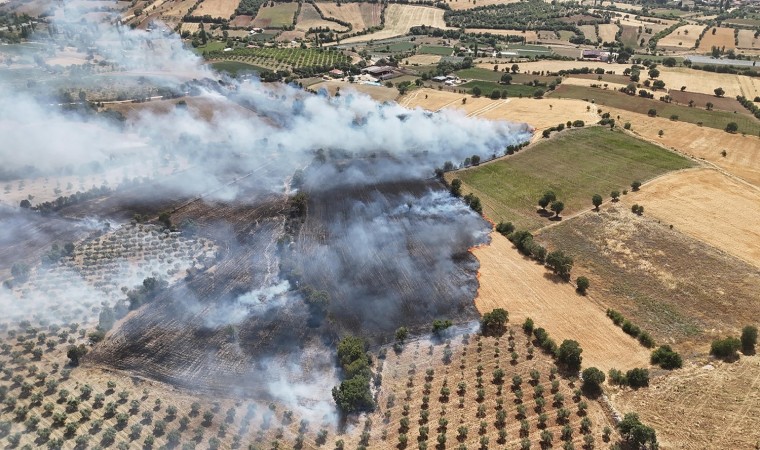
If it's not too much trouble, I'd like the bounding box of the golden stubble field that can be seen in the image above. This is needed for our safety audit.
[657,24,705,50]
[472,232,651,373]
[613,355,760,450]
[339,4,446,43]
[192,0,238,20]
[617,168,760,269]
[697,26,736,52]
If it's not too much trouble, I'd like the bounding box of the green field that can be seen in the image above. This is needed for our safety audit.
[460,80,541,97]
[371,41,416,53]
[452,127,694,230]
[552,84,760,135]
[254,3,298,28]
[456,67,503,82]
[191,41,227,56]
[418,45,453,56]
[210,61,269,76]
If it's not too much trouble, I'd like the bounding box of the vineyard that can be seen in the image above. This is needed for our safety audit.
[207,48,350,72]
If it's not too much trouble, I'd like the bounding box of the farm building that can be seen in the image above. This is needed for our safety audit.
[329,69,344,77]
[361,65,397,80]
[581,49,611,61]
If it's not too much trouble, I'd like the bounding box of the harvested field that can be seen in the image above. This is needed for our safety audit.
[604,106,760,187]
[358,1,382,28]
[229,14,254,27]
[616,168,760,268]
[180,21,200,33]
[193,0,238,20]
[613,356,760,450]
[597,23,619,43]
[448,127,693,230]
[340,4,446,43]
[537,205,760,351]
[373,323,620,450]
[402,54,442,65]
[276,29,305,41]
[657,24,705,49]
[159,0,196,18]
[667,89,749,113]
[252,2,298,29]
[737,29,759,49]
[473,232,651,372]
[296,2,346,32]
[551,84,760,135]
[579,25,597,42]
[656,66,760,99]
[476,60,631,75]
[447,0,521,9]
[562,76,628,91]
[466,28,539,42]
[316,1,367,33]
[310,80,400,102]
[697,26,736,52]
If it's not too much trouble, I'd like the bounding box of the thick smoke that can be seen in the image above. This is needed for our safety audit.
[0,7,532,423]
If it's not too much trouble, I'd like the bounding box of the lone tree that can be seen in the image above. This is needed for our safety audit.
[618,413,657,450]
[741,325,757,355]
[481,309,508,336]
[472,86,482,97]
[581,367,605,395]
[725,122,738,133]
[592,194,602,211]
[714,87,725,97]
[449,179,462,197]
[557,340,583,372]
[576,276,589,295]
[610,191,620,201]
[550,201,564,218]
[538,191,555,211]
[66,345,88,367]
[631,180,642,191]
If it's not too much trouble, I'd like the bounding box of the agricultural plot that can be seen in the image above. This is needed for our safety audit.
[157,0,196,18]
[450,127,693,230]
[616,168,760,268]
[602,105,760,188]
[403,54,442,65]
[597,23,619,43]
[252,2,298,29]
[538,205,760,350]
[736,29,760,50]
[340,4,446,44]
[374,324,620,450]
[460,80,537,97]
[697,26,736,52]
[656,24,706,50]
[551,84,760,136]
[447,0,522,10]
[579,25,597,42]
[614,357,760,450]
[316,2,368,33]
[310,80,399,102]
[465,29,539,42]
[296,2,346,32]
[358,2,382,28]
[210,48,350,71]
[656,66,760,99]
[475,60,631,74]
[418,45,453,56]
[192,0,239,20]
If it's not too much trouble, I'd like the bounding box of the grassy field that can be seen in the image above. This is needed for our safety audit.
[418,45,453,56]
[210,60,269,76]
[551,84,760,135]
[456,67,504,82]
[460,80,538,97]
[450,127,694,230]
[252,2,298,28]
[190,41,226,56]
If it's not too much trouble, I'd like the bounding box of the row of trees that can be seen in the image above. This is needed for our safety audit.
[332,336,374,413]
[606,309,656,348]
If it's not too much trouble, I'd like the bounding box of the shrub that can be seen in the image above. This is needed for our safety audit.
[625,368,649,388]
[710,337,741,360]
[741,325,757,354]
[495,221,514,236]
[637,332,655,348]
[650,345,682,369]
[575,276,589,294]
[581,367,605,392]
[572,120,585,127]
[522,318,534,334]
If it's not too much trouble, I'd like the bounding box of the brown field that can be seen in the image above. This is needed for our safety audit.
[578,25,597,42]
[473,232,652,373]
[276,29,306,41]
[316,2,368,33]
[159,0,196,18]
[597,23,619,43]
[192,0,238,20]
[340,4,446,44]
[466,29,539,42]
[603,106,760,187]
[656,66,760,98]
[357,2,382,28]
[613,356,760,449]
[618,17,669,33]
[617,168,760,268]
[180,21,200,33]
[310,80,400,102]
[562,76,628,91]
[537,205,760,351]
[447,0,521,10]
[400,88,597,136]
[697,26,736,52]
[667,89,750,113]
[229,14,254,27]
[296,2,346,32]
[737,29,759,49]
[657,24,705,49]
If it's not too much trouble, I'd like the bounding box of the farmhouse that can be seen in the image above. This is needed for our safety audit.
[581,49,611,61]
[328,69,344,78]
[361,65,397,80]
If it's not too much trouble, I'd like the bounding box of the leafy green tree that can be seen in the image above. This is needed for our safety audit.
[557,340,582,372]
[725,122,738,133]
[472,86,482,97]
[650,345,682,369]
[450,179,462,197]
[710,337,741,360]
[741,325,757,354]
[625,368,649,388]
[481,309,508,336]
[500,73,512,84]
[631,180,642,191]
[611,190,620,201]
[550,201,564,218]
[618,413,657,449]
[714,87,725,97]
[575,276,589,295]
[592,194,602,211]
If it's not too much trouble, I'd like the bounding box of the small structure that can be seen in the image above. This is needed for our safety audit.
[361,65,396,80]
[432,75,447,82]
[581,49,611,62]
[250,28,264,34]
[328,69,344,78]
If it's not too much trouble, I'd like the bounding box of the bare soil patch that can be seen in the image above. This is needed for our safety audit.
[613,356,760,450]
[476,60,631,75]
[473,232,652,373]
[617,168,760,268]
[657,24,705,50]
[697,26,736,51]
[402,54,442,65]
[193,0,238,20]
